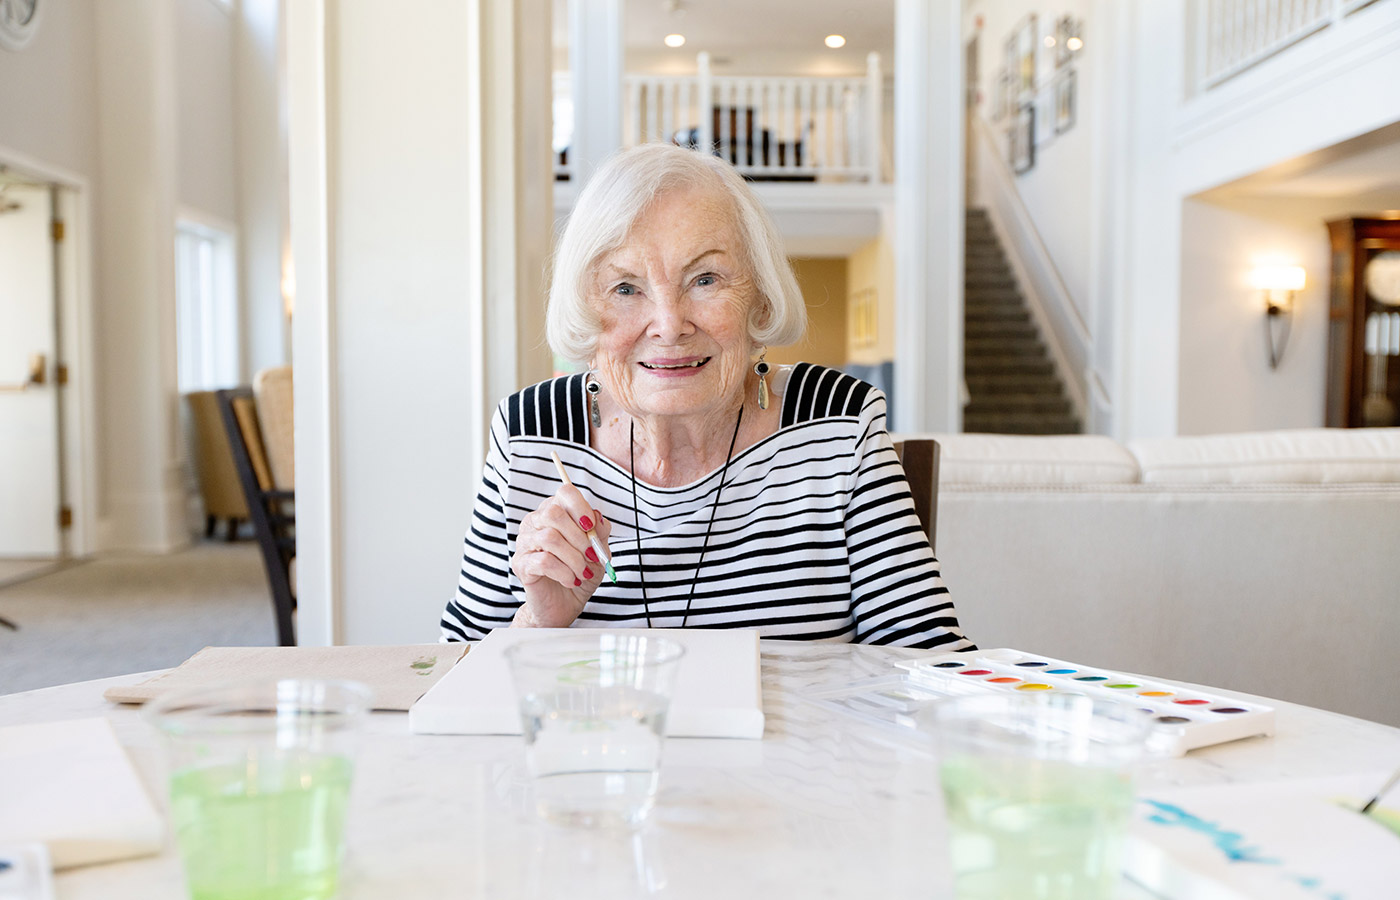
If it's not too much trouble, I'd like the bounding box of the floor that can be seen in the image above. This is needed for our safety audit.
[0,541,276,695]
[0,558,63,587]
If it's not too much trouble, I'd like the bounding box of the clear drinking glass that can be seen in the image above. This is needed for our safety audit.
[146,679,372,900]
[928,692,1153,900]
[506,632,686,828]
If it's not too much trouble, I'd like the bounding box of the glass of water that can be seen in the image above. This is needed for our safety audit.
[146,679,371,900]
[506,632,686,828]
[927,693,1153,900]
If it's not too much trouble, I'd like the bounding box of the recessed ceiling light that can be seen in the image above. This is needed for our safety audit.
[665,33,686,48]
[825,34,846,49]
[1044,35,1056,48]
[1066,36,1084,51]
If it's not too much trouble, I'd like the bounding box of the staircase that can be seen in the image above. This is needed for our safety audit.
[963,208,1080,435]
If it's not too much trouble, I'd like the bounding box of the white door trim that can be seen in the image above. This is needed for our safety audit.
[0,144,99,558]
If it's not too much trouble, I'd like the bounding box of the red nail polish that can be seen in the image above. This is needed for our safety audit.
[583,567,594,580]
[579,515,594,531]
[573,577,582,587]
[585,546,599,563]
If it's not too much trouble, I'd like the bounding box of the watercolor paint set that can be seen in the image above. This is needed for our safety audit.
[802,648,1275,756]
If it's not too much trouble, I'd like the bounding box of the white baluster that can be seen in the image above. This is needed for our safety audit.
[663,79,675,144]
[626,78,641,148]
[866,52,882,182]
[648,79,659,143]
[741,80,752,169]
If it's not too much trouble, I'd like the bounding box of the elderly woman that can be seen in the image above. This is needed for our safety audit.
[441,143,971,649]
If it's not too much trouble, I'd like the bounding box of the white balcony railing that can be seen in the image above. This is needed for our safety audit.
[555,52,883,183]
[1194,0,1383,90]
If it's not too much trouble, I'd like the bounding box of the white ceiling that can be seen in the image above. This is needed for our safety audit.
[555,0,896,73]
[1205,122,1400,202]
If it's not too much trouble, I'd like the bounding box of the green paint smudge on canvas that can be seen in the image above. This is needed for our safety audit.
[411,656,437,675]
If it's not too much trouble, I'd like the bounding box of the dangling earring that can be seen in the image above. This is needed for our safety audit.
[753,354,771,411]
[585,371,602,428]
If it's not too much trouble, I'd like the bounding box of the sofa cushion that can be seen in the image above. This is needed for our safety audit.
[1129,428,1400,484]
[906,433,1141,485]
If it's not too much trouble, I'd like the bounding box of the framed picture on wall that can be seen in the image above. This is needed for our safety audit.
[1015,14,1038,98]
[991,68,1012,122]
[1010,102,1035,174]
[1054,69,1077,134]
[1054,15,1079,68]
[850,287,877,349]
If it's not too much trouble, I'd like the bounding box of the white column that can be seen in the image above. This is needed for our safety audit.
[894,0,963,433]
[569,0,624,182]
[285,0,337,645]
[93,0,186,552]
[289,0,554,645]
[481,0,556,413]
[235,0,288,377]
[288,0,489,645]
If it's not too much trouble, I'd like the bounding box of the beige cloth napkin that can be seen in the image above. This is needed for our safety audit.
[103,644,468,711]
[0,717,163,869]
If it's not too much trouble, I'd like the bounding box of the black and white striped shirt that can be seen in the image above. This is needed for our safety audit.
[441,363,973,648]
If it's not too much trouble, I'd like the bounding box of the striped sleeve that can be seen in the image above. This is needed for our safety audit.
[440,400,517,641]
[844,390,975,650]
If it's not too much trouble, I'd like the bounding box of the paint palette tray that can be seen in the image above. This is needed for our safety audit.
[895,648,1275,756]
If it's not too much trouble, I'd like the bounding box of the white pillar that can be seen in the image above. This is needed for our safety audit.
[569,0,624,182]
[481,0,556,411]
[93,0,186,552]
[288,0,490,645]
[288,0,555,645]
[894,0,963,433]
[235,0,288,377]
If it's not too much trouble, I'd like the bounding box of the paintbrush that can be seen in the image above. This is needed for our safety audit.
[549,451,618,584]
[1360,764,1400,815]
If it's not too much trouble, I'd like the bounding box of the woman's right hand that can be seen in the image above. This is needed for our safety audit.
[510,483,612,628]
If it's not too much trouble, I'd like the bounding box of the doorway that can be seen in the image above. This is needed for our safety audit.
[0,175,63,560]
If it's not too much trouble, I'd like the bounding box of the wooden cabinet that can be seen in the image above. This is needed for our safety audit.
[1325,215,1400,427]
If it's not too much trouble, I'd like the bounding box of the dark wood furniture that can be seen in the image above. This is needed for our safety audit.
[893,438,941,555]
[217,387,297,646]
[676,107,815,182]
[1325,215,1400,427]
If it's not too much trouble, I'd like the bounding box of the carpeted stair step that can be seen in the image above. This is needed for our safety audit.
[965,394,1073,415]
[965,356,1055,376]
[965,275,1019,292]
[966,305,1031,324]
[963,411,1081,434]
[966,373,1063,395]
[965,288,1024,307]
[965,337,1046,357]
[965,319,1039,340]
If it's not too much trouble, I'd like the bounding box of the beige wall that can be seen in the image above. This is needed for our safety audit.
[768,257,848,370]
[846,234,896,365]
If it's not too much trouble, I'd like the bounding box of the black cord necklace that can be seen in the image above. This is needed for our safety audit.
[630,403,745,628]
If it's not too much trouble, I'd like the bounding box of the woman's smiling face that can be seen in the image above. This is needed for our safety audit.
[589,184,759,422]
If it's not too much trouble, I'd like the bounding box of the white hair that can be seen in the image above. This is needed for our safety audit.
[546,143,807,366]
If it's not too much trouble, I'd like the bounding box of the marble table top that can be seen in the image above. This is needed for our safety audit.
[4,641,1399,899]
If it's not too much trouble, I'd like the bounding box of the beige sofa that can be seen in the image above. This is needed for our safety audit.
[901,429,1400,727]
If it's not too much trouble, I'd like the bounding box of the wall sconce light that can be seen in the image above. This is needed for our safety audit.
[1251,264,1305,368]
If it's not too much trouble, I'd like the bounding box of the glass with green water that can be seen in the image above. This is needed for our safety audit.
[927,693,1153,900]
[147,679,371,900]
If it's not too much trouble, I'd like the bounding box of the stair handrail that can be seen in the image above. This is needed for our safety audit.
[969,114,1090,427]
